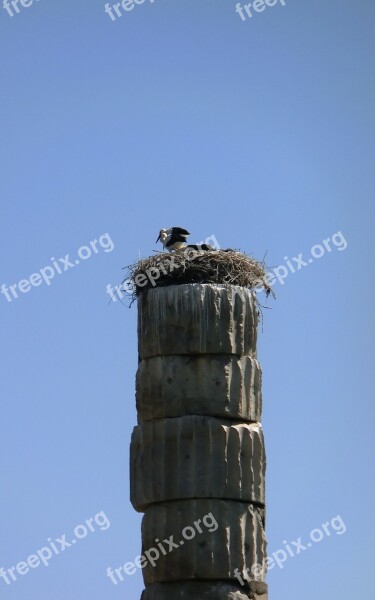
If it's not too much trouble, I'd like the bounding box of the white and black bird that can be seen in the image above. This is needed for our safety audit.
[156,227,190,251]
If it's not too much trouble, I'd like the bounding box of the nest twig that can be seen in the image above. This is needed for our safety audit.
[122,249,275,306]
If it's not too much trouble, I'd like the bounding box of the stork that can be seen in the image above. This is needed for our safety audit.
[156,227,216,252]
[156,227,190,251]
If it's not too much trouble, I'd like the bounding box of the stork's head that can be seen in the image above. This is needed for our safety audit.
[156,229,167,244]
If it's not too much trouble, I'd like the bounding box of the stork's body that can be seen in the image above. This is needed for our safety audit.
[156,227,190,251]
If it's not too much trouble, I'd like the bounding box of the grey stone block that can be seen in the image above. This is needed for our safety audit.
[141,499,267,585]
[133,282,267,598]
[131,416,265,511]
[136,355,262,422]
[138,284,258,359]
[141,581,268,600]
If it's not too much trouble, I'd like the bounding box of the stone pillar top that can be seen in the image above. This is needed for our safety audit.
[138,283,258,359]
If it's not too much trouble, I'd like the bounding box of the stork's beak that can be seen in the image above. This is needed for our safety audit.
[156,232,161,243]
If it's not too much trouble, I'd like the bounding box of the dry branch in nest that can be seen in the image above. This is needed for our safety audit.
[123,249,275,306]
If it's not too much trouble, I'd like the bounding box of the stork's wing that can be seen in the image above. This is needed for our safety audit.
[165,234,188,247]
[186,244,214,251]
[168,227,190,237]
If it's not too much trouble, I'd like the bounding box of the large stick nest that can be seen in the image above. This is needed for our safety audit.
[124,249,274,302]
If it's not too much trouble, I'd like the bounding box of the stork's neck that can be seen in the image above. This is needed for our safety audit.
[160,231,168,247]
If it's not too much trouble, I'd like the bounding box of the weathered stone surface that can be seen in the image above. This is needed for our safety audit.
[141,581,268,600]
[136,355,262,422]
[141,499,266,585]
[131,416,265,511]
[133,283,267,598]
[138,284,258,359]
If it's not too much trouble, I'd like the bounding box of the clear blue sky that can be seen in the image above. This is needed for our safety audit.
[0,0,374,598]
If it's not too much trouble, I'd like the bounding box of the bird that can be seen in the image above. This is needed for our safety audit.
[185,243,214,251]
[156,227,190,251]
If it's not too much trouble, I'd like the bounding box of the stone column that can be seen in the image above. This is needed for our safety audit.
[131,283,268,600]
